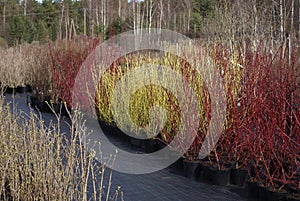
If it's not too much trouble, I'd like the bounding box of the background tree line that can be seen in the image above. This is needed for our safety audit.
[0,0,299,47]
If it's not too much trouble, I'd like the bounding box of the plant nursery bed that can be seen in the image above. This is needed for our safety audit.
[29,95,70,117]
[197,161,233,186]
[97,120,167,153]
[182,159,201,180]
[16,86,27,93]
[286,193,300,201]
[3,86,16,94]
[3,85,32,95]
[230,168,248,187]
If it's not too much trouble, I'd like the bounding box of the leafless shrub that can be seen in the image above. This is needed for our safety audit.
[0,97,122,201]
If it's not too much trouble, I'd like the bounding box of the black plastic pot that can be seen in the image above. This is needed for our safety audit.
[182,159,201,180]
[4,87,16,94]
[143,139,165,153]
[52,102,69,116]
[266,188,287,201]
[25,85,33,93]
[98,120,114,134]
[168,157,183,171]
[230,168,248,187]
[111,126,130,141]
[130,138,143,148]
[29,96,70,116]
[16,86,26,93]
[285,184,299,195]
[198,162,212,183]
[246,180,259,198]
[210,167,231,186]
[29,96,43,110]
[98,120,131,142]
[286,194,300,201]
[258,185,268,201]
[144,139,158,153]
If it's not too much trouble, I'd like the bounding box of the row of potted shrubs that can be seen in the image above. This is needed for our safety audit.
[1,38,299,201]
[86,41,300,201]
[0,42,53,96]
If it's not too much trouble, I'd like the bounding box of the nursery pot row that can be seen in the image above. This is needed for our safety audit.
[246,180,294,201]
[182,160,248,187]
[183,160,299,201]
[29,96,70,116]
[98,121,167,153]
[2,85,33,94]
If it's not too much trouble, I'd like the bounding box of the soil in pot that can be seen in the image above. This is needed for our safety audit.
[210,167,231,186]
[182,159,201,180]
[230,168,248,187]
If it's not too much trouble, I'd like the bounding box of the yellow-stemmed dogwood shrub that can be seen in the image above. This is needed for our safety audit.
[95,48,209,145]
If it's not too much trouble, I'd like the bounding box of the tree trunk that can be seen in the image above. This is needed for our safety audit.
[103,0,106,31]
[272,0,276,43]
[280,0,284,40]
[24,0,27,16]
[167,0,171,29]
[66,3,69,40]
[145,0,148,32]
[101,0,105,37]
[174,13,177,31]
[96,3,99,28]
[84,8,87,36]
[65,20,68,40]
[3,1,6,36]
[291,0,294,35]
[185,0,192,33]
[90,0,96,36]
[137,1,141,32]
[159,0,163,33]
[183,12,186,33]
[89,0,93,36]
[253,0,258,48]
[133,0,136,34]
[149,0,153,33]
[59,4,64,40]
[118,0,121,18]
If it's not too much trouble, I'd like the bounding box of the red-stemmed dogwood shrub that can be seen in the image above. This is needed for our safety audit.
[239,42,300,191]
[48,37,100,109]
